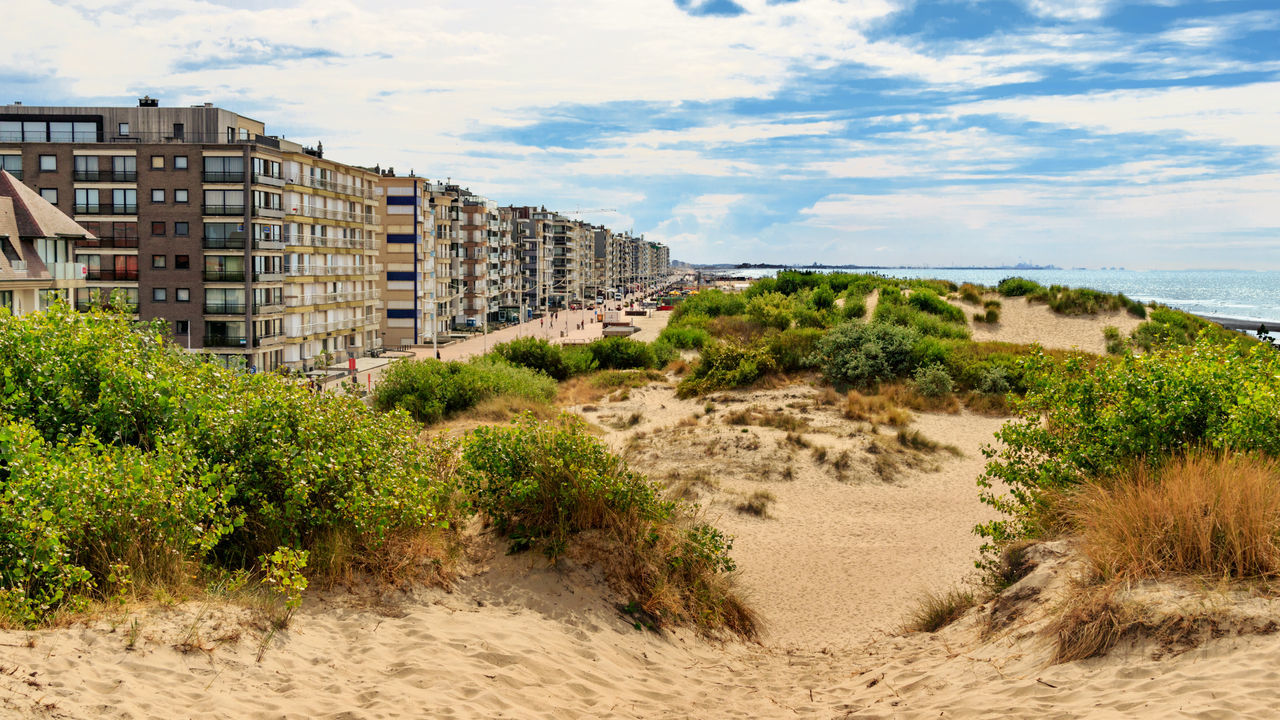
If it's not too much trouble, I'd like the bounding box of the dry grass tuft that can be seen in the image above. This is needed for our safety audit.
[736,490,775,517]
[905,588,977,632]
[881,382,961,414]
[897,429,963,456]
[664,470,718,501]
[784,432,811,449]
[1049,584,1134,664]
[814,387,841,406]
[843,391,913,426]
[1071,452,1280,580]
[724,405,809,432]
[455,395,559,424]
[675,414,699,428]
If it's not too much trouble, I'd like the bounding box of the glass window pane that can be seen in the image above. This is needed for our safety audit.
[73,122,97,142]
[23,122,47,142]
[49,122,73,142]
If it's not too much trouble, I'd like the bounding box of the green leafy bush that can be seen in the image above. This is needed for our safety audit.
[0,304,463,624]
[997,277,1044,297]
[975,336,1280,566]
[765,327,825,373]
[659,325,711,349]
[588,337,656,370]
[746,292,794,331]
[669,290,746,325]
[677,342,778,397]
[650,339,678,368]
[912,363,954,397]
[493,337,571,380]
[810,284,836,310]
[814,322,921,390]
[373,356,556,424]
[463,416,756,637]
[906,289,966,324]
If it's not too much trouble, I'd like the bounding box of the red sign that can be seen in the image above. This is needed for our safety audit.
[348,357,356,371]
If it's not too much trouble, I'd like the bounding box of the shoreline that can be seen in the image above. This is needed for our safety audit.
[1193,313,1279,333]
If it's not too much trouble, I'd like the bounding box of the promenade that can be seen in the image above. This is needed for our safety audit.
[320,291,663,391]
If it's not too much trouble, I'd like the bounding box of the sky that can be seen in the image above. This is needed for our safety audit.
[2,0,1278,269]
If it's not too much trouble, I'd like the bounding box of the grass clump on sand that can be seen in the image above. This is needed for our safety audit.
[905,588,977,633]
[736,491,775,518]
[0,304,463,626]
[373,355,556,424]
[996,277,1146,318]
[463,416,758,638]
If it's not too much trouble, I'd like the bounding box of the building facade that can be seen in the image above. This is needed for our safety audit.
[0,170,90,315]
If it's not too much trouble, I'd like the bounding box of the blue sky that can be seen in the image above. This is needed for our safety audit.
[3,0,1278,268]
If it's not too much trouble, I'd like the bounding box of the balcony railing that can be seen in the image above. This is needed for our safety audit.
[74,204,137,216]
[283,289,381,307]
[203,302,246,315]
[253,271,284,282]
[252,173,285,187]
[203,204,245,216]
[202,171,246,183]
[85,268,138,281]
[202,236,246,250]
[253,300,285,312]
[202,269,246,282]
[253,238,286,250]
[287,205,380,225]
[76,235,139,249]
[283,263,382,277]
[281,233,377,250]
[72,170,137,182]
[289,174,376,199]
[203,333,247,347]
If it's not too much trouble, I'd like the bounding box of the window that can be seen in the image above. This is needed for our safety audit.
[176,288,190,302]
[203,156,245,182]
[174,189,188,203]
[175,319,189,334]
[118,122,130,136]
[74,188,99,214]
[0,155,21,179]
[39,155,56,171]
[174,222,189,236]
[175,254,189,270]
[151,221,166,236]
[73,155,98,181]
[111,188,136,213]
[203,189,245,215]
[39,188,58,204]
[227,127,235,143]
[152,254,166,269]
[152,288,167,302]
[111,156,136,181]
[172,123,185,140]
[151,189,165,203]
[151,155,165,170]
[174,155,188,170]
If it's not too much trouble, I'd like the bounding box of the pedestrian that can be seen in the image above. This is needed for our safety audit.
[436,349,441,360]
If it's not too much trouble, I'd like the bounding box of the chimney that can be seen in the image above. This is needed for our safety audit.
[138,95,158,107]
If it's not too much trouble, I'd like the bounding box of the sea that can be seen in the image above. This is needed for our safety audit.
[700,268,1280,326]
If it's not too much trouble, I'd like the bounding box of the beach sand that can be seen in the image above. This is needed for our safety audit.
[6,296,1273,719]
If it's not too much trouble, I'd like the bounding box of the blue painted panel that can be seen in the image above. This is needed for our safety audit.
[387,308,416,319]
[386,233,417,243]
[386,196,417,205]
[387,271,415,281]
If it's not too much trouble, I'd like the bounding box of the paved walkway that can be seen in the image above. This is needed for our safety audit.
[319,292,663,392]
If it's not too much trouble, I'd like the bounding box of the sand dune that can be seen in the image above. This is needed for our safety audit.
[7,293,1273,719]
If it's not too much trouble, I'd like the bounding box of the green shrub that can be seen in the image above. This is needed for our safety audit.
[984,308,1000,324]
[669,290,746,324]
[588,337,656,370]
[463,416,756,637]
[997,277,1044,297]
[976,366,1012,395]
[959,284,984,305]
[659,325,711,349]
[374,357,556,424]
[650,339,678,368]
[1103,326,1125,355]
[493,337,571,380]
[842,296,867,320]
[766,327,824,373]
[746,292,794,331]
[562,345,599,375]
[975,336,1280,568]
[912,363,954,397]
[907,289,966,324]
[810,284,836,310]
[814,322,921,390]
[677,342,779,397]
[0,304,463,623]
[875,301,972,339]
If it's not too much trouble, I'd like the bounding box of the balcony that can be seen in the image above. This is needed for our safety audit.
[76,235,138,249]
[85,268,138,281]
[283,288,380,307]
[202,171,246,183]
[72,170,137,183]
[202,236,246,250]
[252,332,284,347]
[281,233,376,250]
[203,204,245,217]
[252,206,285,219]
[288,205,379,225]
[203,333,247,347]
[203,302,246,315]
[76,299,138,313]
[253,238,286,251]
[74,204,137,216]
[283,263,381,278]
[202,269,246,282]
[251,172,285,187]
[289,174,376,199]
[253,271,284,282]
[253,300,285,313]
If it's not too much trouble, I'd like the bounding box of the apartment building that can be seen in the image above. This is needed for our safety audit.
[0,100,382,370]
[377,175,439,346]
[0,170,89,315]
[426,183,518,327]
[505,205,553,315]
[278,139,381,368]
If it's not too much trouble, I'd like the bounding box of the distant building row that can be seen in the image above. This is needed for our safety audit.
[0,100,670,369]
